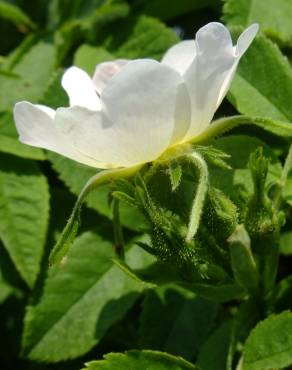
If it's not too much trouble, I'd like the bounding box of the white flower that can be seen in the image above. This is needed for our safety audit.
[13,22,258,169]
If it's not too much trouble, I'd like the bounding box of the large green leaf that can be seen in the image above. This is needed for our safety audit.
[0,41,56,112]
[51,0,129,63]
[211,135,282,201]
[223,0,292,46]
[0,154,49,287]
[22,232,147,361]
[83,350,197,370]
[99,15,179,60]
[228,33,292,121]
[0,112,45,160]
[242,311,292,370]
[139,285,218,360]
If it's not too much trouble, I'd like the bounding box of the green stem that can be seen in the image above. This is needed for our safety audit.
[280,143,292,186]
[185,152,209,242]
[190,115,292,144]
[113,198,125,260]
[49,165,142,265]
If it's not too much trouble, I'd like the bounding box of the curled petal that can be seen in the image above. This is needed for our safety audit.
[182,22,258,141]
[92,59,129,95]
[236,23,259,57]
[216,23,259,108]
[61,66,101,110]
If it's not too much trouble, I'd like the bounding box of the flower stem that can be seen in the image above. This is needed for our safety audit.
[49,165,142,266]
[186,152,209,242]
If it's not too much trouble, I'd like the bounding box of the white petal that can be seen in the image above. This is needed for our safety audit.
[55,60,191,167]
[161,40,196,75]
[13,102,108,168]
[182,22,258,141]
[61,66,101,110]
[215,24,259,108]
[236,23,259,57]
[92,59,129,95]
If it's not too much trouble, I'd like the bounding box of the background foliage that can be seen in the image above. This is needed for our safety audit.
[1,0,292,369]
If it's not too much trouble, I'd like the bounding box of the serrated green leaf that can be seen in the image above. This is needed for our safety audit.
[100,15,179,60]
[228,33,292,121]
[0,1,36,29]
[242,311,292,370]
[74,45,114,74]
[197,321,232,370]
[22,232,146,362]
[52,0,129,63]
[223,0,292,46]
[0,154,49,287]
[83,350,197,370]
[211,135,282,203]
[140,285,218,360]
[0,41,56,111]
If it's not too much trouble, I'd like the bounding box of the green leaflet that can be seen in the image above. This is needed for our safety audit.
[242,311,292,370]
[0,1,36,29]
[48,0,129,27]
[23,232,147,362]
[227,33,292,120]
[83,350,197,370]
[99,15,179,60]
[223,0,292,46]
[53,0,130,63]
[139,284,218,360]
[74,45,114,74]
[0,154,49,287]
[0,41,56,112]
